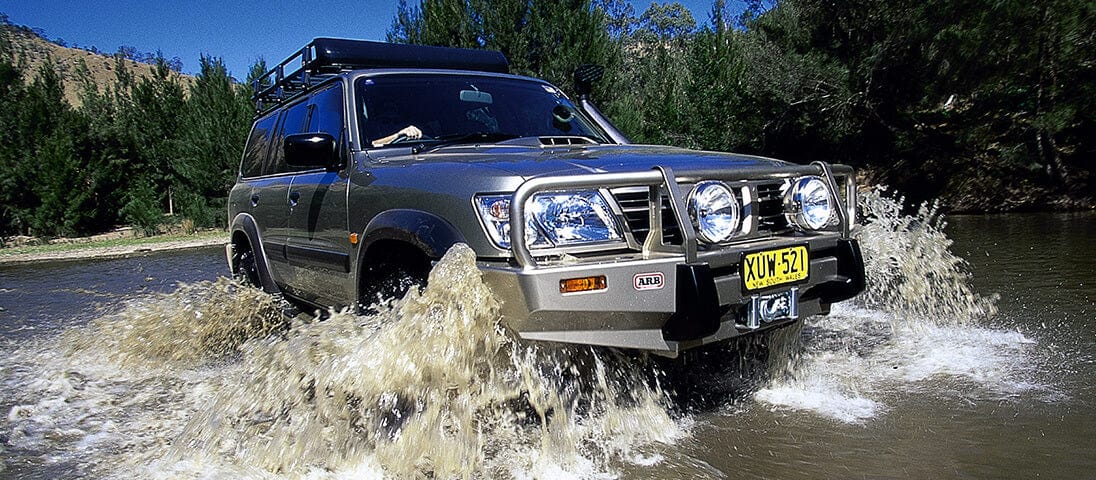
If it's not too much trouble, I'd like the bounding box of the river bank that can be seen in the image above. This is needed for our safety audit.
[0,229,226,266]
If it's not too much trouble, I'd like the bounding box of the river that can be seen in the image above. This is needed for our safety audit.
[1,191,1093,479]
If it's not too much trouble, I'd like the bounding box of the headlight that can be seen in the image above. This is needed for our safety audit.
[687,181,741,244]
[785,176,834,230]
[476,191,622,249]
[529,192,622,246]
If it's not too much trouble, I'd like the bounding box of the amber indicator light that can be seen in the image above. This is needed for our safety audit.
[559,275,607,294]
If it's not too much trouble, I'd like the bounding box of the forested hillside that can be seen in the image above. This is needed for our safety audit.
[0,18,189,107]
[0,20,252,238]
[1,0,1092,239]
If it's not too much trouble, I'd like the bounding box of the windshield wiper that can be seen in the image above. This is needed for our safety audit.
[413,132,522,154]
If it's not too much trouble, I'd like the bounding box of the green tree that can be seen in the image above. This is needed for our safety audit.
[245,57,269,93]
[636,2,696,40]
[389,0,480,48]
[757,0,1095,209]
[175,55,252,227]
[0,41,31,235]
[19,62,72,236]
[608,2,698,146]
[387,0,620,94]
[125,54,187,224]
[0,22,265,237]
[682,0,753,152]
[71,58,132,234]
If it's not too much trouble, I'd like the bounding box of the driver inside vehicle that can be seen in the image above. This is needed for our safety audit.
[371,125,423,147]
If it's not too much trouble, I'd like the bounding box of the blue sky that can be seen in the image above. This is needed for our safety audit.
[1,1,732,80]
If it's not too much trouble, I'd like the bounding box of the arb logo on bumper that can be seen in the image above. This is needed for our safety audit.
[633,272,665,291]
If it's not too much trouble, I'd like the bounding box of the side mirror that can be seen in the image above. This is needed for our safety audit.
[285,133,340,170]
[573,64,604,97]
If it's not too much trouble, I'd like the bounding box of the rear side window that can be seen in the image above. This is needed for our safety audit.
[240,112,278,178]
[246,80,345,177]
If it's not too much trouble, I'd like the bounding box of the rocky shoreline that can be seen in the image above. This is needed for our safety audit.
[0,235,226,266]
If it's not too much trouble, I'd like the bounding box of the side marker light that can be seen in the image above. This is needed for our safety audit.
[559,275,607,294]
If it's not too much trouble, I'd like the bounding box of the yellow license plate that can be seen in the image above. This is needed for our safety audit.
[741,245,809,291]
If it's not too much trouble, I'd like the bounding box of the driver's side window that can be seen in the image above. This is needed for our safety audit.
[308,83,345,143]
[265,99,310,175]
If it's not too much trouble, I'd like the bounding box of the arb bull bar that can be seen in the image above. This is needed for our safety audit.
[481,162,865,356]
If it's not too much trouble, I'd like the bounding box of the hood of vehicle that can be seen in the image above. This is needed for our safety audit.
[369,143,793,179]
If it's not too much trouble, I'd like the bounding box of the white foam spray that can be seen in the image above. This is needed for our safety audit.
[755,188,1039,422]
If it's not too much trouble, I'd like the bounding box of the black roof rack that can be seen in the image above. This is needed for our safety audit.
[251,37,510,112]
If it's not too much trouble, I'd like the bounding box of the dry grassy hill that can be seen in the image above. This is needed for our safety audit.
[2,23,192,107]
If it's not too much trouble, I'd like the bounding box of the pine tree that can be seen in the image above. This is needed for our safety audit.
[175,55,252,227]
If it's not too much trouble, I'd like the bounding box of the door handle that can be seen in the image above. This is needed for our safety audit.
[250,194,260,207]
[289,191,301,207]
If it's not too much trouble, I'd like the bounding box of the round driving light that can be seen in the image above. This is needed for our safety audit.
[688,181,741,243]
[786,176,834,230]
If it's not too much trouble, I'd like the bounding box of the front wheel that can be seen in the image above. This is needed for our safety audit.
[358,259,429,312]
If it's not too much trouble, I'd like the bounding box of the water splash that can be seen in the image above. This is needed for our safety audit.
[1,278,287,478]
[162,244,682,477]
[754,187,1038,423]
[67,278,287,367]
[854,186,998,324]
[2,245,681,479]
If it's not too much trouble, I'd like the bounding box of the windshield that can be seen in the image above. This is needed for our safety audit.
[355,74,608,149]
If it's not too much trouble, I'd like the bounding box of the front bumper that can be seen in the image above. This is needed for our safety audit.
[481,162,865,356]
[481,236,865,355]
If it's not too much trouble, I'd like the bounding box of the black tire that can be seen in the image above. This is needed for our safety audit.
[233,245,262,289]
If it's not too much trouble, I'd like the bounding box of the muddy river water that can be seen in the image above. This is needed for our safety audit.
[1,191,1093,479]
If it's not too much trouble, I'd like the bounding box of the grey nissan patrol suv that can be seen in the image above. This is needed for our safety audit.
[227,38,865,356]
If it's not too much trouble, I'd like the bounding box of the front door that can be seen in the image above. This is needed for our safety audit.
[283,82,354,306]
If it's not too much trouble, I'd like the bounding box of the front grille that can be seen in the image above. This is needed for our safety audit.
[610,187,682,245]
[756,182,791,233]
[610,180,792,244]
